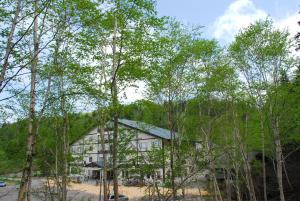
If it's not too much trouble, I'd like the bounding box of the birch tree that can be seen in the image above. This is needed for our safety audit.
[147,20,205,200]
[17,0,92,199]
[229,19,293,201]
[18,1,40,200]
[92,1,163,199]
[0,0,22,91]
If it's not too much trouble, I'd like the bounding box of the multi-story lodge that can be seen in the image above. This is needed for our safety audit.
[70,119,174,182]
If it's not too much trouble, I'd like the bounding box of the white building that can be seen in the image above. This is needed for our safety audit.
[70,119,173,182]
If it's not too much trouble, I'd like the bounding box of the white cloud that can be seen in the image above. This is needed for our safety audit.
[275,12,300,57]
[120,81,146,103]
[213,0,300,45]
[275,12,299,37]
[213,0,267,42]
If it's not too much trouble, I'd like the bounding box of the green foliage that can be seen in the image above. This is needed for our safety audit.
[229,18,299,152]
[0,113,96,175]
[0,5,299,200]
[120,100,167,128]
[229,19,291,92]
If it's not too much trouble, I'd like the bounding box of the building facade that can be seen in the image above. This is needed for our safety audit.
[70,119,172,182]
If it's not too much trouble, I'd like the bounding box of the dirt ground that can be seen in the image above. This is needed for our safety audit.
[0,178,208,201]
[70,182,208,200]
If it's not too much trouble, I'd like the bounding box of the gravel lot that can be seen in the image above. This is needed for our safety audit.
[0,178,208,201]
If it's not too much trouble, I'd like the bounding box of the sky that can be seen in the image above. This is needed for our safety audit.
[1,0,299,121]
[121,0,299,103]
[156,0,299,44]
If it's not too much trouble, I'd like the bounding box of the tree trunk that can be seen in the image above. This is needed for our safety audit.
[18,1,39,200]
[99,171,102,201]
[269,108,285,201]
[60,72,69,201]
[201,127,223,201]
[167,90,176,200]
[111,9,119,201]
[112,103,119,201]
[234,167,242,201]
[207,97,222,201]
[162,141,166,183]
[0,0,22,91]
[55,126,61,200]
[233,110,257,201]
[99,114,108,201]
[170,124,176,200]
[226,168,232,201]
[231,126,242,201]
[259,115,268,201]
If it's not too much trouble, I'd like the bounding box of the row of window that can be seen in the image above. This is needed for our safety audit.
[72,140,162,153]
[138,141,161,151]
[83,156,97,164]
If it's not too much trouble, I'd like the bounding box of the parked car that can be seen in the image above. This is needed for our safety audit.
[122,177,144,186]
[0,181,6,187]
[107,194,129,201]
[68,174,84,183]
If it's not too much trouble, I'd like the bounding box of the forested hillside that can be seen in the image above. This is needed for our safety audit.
[1,85,299,175]
[0,113,96,174]
[0,100,164,174]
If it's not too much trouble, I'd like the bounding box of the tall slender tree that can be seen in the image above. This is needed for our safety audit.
[0,0,22,91]
[230,19,293,201]
[18,1,40,200]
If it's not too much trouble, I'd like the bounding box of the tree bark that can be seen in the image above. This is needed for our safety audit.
[168,99,176,200]
[60,69,69,201]
[55,124,61,200]
[259,114,268,201]
[99,112,108,201]
[18,1,39,200]
[269,105,285,201]
[112,95,119,201]
[207,97,223,201]
[0,0,22,90]
[201,127,223,201]
[111,9,119,200]
[225,168,232,201]
[233,110,257,201]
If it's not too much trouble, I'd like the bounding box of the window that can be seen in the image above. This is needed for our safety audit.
[151,141,161,148]
[89,146,93,151]
[156,171,161,179]
[121,170,129,178]
[89,157,92,162]
[139,142,148,151]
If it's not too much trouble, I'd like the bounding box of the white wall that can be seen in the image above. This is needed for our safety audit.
[70,125,164,166]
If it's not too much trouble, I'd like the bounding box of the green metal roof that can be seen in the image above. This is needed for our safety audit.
[118,119,175,140]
